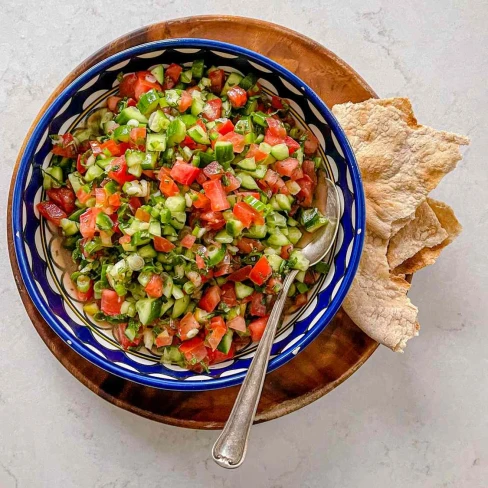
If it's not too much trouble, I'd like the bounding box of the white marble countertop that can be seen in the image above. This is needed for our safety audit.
[1,1,486,487]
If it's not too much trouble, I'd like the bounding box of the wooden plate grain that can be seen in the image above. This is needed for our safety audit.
[8,16,378,429]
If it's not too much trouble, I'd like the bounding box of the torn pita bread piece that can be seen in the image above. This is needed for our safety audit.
[387,201,448,269]
[332,98,469,351]
[393,198,462,275]
[333,98,469,240]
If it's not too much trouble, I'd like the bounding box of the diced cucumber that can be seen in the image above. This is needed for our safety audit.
[138,244,157,259]
[226,219,244,237]
[234,117,253,135]
[115,107,148,125]
[165,195,185,213]
[266,254,284,273]
[148,110,170,132]
[214,141,234,166]
[287,227,302,245]
[252,111,268,127]
[136,298,162,325]
[288,250,310,271]
[207,244,226,265]
[191,97,205,117]
[239,73,258,91]
[161,273,173,299]
[276,194,292,211]
[166,119,187,146]
[172,285,184,300]
[136,89,160,115]
[96,212,113,231]
[236,172,258,190]
[236,157,256,171]
[165,89,181,107]
[243,99,258,116]
[161,346,185,367]
[113,125,132,142]
[300,208,329,232]
[142,152,157,170]
[159,298,175,317]
[191,59,205,79]
[171,294,190,318]
[181,114,198,127]
[60,218,79,236]
[244,224,268,239]
[125,150,145,168]
[221,72,243,96]
[187,125,210,145]
[67,172,84,193]
[181,70,192,84]
[267,231,290,246]
[150,65,164,84]
[270,143,289,161]
[217,329,234,354]
[235,282,254,299]
[68,208,84,222]
[251,165,267,179]
[42,166,63,190]
[84,164,104,182]
[266,212,287,228]
[146,133,167,152]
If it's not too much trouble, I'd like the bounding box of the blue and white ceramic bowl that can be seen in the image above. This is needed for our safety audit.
[12,39,365,391]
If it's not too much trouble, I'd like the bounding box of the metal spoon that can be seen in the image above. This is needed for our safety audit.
[212,176,341,469]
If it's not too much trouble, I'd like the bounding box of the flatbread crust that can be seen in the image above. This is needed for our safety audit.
[387,201,448,269]
[333,98,468,351]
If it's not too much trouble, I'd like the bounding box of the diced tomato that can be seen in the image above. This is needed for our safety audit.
[208,68,225,94]
[145,274,164,298]
[215,119,235,135]
[214,264,233,277]
[181,234,196,249]
[76,284,93,303]
[227,315,246,333]
[263,169,286,194]
[233,202,254,228]
[76,154,87,174]
[76,187,92,205]
[249,256,273,286]
[155,330,173,348]
[304,131,319,155]
[228,265,252,282]
[207,325,227,351]
[180,135,198,150]
[89,141,102,156]
[99,139,123,157]
[107,96,121,112]
[51,133,77,158]
[166,63,183,83]
[101,289,124,316]
[249,316,269,342]
[274,158,300,178]
[95,187,108,208]
[210,316,226,330]
[227,86,247,108]
[235,191,261,200]
[236,238,264,253]
[296,176,314,207]
[288,292,308,313]
[219,131,245,153]
[153,236,176,252]
[221,282,238,307]
[190,190,211,209]
[249,292,267,317]
[270,95,284,109]
[119,234,131,245]
[200,211,226,230]
[302,160,318,186]
[203,161,224,180]
[142,170,157,180]
[135,207,151,222]
[107,157,135,185]
[79,207,101,238]
[266,117,287,138]
[158,173,179,197]
[130,127,146,146]
[207,344,235,365]
[178,90,193,112]
[202,180,230,212]
[290,166,304,181]
[281,244,294,260]
[170,163,201,185]
[128,197,142,213]
[198,285,221,312]
[179,337,208,362]
[196,254,206,269]
[46,187,76,214]
[203,98,222,121]
[222,172,241,193]
[127,98,137,107]
[119,73,138,98]
[133,71,162,101]
[179,312,200,341]
[118,323,141,350]
[264,131,285,147]
[284,136,300,154]
[246,143,268,162]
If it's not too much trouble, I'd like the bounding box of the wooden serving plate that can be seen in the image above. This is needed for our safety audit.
[8,16,378,429]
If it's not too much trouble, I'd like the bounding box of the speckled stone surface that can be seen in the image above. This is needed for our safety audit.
[1,2,487,487]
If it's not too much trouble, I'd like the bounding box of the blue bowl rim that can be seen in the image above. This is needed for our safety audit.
[12,38,365,391]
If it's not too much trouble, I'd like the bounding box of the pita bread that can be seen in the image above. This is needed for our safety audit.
[387,201,448,269]
[393,198,462,275]
[333,98,469,351]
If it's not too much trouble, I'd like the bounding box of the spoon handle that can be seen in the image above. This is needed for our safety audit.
[212,269,299,469]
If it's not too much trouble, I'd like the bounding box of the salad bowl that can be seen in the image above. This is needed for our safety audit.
[12,38,365,391]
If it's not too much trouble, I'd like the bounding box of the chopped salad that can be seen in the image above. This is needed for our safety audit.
[37,60,330,371]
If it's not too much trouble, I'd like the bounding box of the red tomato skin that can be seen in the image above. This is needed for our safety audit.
[266,117,287,138]
[220,282,238,307]
[208,69,225,93]
[46,187,76,214]
[207,325,227,351]
[227,316,246,333]
[203,98,222,121]
[145,274,164,298]
[190,190,211,209]
[216,119,235,135]
[227,86,248,108]
[178,90,193,112]
[284,136,301,154]
[228,265,252,282]
[153,236,176,252]
[170,163,201,185]
[274,158,300,178]
[101,289,124,316]
[236,238,264,254]
[178,312,200,340]
[158,174,180,197]
[107,157,135,185]
[119,73,138,98]
[166,64,183,83]
[198,285,221,312]
[202,180,230,212]
[249,316,269,342]
[249,256,273,286]
[37,201,67,226]
[181,235,196,249]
